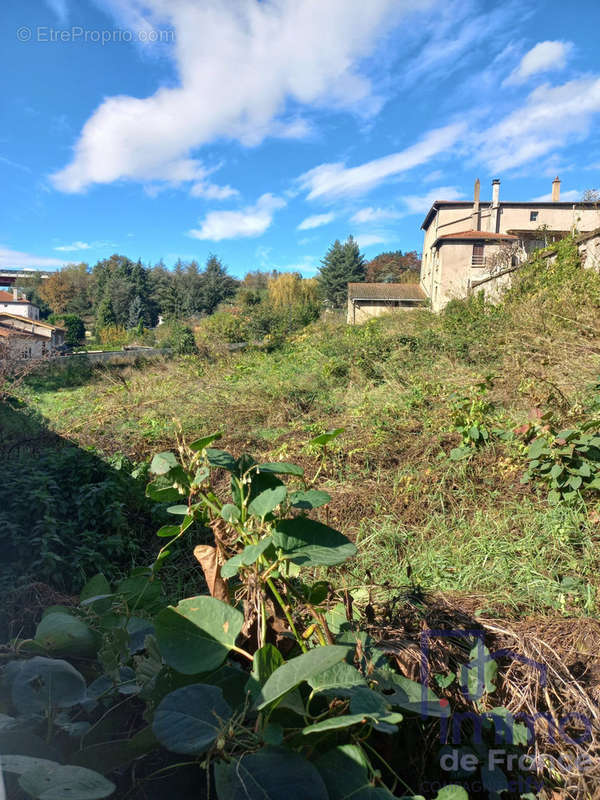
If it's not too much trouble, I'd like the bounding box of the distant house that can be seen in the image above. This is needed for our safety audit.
[0,289,40,320]
[347,282,426,324]
[0,311,65,359]
[420,177,600,311]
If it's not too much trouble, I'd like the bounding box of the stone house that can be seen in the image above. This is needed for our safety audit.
[347,282,426,324]
[0,311,65,358]
[420,178,600,311]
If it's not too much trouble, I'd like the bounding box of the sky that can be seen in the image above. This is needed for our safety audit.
[1,0,600,278]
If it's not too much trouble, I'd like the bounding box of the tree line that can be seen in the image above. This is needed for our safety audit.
[24,240,421,333]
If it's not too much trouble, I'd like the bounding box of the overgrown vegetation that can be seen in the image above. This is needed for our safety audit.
[4,236,600,798]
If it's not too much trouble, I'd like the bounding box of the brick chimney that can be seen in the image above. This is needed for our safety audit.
[552,176,561,202]
[472,178,481,230]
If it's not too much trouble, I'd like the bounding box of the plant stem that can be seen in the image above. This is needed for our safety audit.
[266,577,307,652]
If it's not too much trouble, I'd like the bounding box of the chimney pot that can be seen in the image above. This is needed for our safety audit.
[552,176,561,202]
[492,178,500,207]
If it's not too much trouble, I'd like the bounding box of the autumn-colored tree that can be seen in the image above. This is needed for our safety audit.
[267,273,319,310]
[365,250,421,282]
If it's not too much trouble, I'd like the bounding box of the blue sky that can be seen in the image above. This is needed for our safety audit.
[2,0,600,278]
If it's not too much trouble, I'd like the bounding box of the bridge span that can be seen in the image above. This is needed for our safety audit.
[0,268,52,286]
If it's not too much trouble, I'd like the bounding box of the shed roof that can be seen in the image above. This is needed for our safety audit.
[348,282,426,301]
[0,290,29,303]
[434,229,518,246]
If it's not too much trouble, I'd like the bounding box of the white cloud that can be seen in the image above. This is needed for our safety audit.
[298,123,465,201]
[189,182,239,200]
[189,193,286,241]
[504,40,573,86]
[0,246,64,268]
[297,213,335,230]
[51,0,418,193]
[45,0,68,22]
[351,206,400,224]
[54,241,92,252]
[355,233,387,248]
[530,189,580,202]
[480,77,600,172]
[402,186,465,214]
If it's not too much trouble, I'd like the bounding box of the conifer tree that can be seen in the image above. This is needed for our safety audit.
[317,236,365,307]
[95,295,116,331]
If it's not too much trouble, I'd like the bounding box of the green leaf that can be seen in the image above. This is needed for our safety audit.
[189,432,223,452]
[315,744,394,800]
[214,746,328,800]
[12,657,86,715]
[35,613,97,658]
[18,763,115,800]
[153,684,232,755]
[450,447,468,461]
[461,643,497,698]
[528,438,549,460]
[205,448,238,471]
[80,574,111,603]
[302,713,373,734]
[374,670,448,717]
[155,596,244,674]
[310,428,345,447]
[166,505,189,515]
[221,538,274,579]
[145,480,182,503]
[156,524,181,538]
[150,451,178,475]
[251,644,285,688]
[248,486,287,518]
[273,518,357,567]
[256,462,304,476]
[220,503,241,523]
[256,645,351,710]
[289,489,331,509]
[434,789,469,800]
[308,661,366,695]
[550,463,563,480]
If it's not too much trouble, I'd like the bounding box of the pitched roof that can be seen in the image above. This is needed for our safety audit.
[0,290,29,303]
[0,324,36,338]
[347,282,426,301]
[434,229,519,246]
[0,312,63,331]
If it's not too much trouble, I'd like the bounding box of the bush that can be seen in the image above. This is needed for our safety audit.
[156,320,198,354]
[48,313,85,347]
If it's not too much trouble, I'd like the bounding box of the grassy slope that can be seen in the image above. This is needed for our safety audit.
[21,239,600,617]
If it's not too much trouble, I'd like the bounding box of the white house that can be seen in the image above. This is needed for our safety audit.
[0,289,40,320]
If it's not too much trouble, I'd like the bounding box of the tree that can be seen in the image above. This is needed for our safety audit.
[317,236,365,308]
[95,295,116,331]
[268,273,319,310]
[365,250,421,282]
[48,314,85,347]
[582,189,600,203]
[199,255,238,314]
[127,295,144,329]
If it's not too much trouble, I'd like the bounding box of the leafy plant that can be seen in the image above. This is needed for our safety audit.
[449,377,505,460]
[521,413,600,504]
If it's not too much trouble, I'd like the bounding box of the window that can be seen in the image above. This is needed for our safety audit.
[471,243,485,266]
[530,211,538,222]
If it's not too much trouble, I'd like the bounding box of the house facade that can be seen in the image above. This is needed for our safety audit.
[420,178,600,311]
[347,282,426,324]
[0,311,65,358]
[0,289,40,320]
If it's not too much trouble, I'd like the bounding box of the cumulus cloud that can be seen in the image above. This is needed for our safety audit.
[351,206,400,224]
[355,234,387,248]
[402,185,465,214]
[189,193,286,241]
[54,241,92,252]
[297,213,335,230]
[504,40,573,86]
[51,0,416,194]
[529,189,580,202]
[481,77,600,172]
[0,246,64,268]
[298,123,465,201]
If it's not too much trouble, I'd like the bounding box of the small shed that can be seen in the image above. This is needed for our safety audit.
[347,282,426,324]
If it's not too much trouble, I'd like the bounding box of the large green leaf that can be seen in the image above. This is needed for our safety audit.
[79,574,111,604]
[308,661,365,695]
[273,518,356,567]
[214,746,328,800]
[255,646,351,710]
[155,596,244,674]
[374,670,448,717]
[12,658,86,715]
[18,763,115,800]
[205,448,238,471]
[310,429,344,447]
[153,684,232,755]
[220,538,274,579]
[289,490,331,509]
[34,613,97,658]
[149,451,178,475]
[248,486,287,518]
[315,744,394,800]
[189,432,223,452]
[256,462,304,476]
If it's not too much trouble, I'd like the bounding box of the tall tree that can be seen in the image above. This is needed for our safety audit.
[317,236,365,308]
[199,254,238,314]
[365,250,421,282]
[95,295,116,330]
[127,295,144,329]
